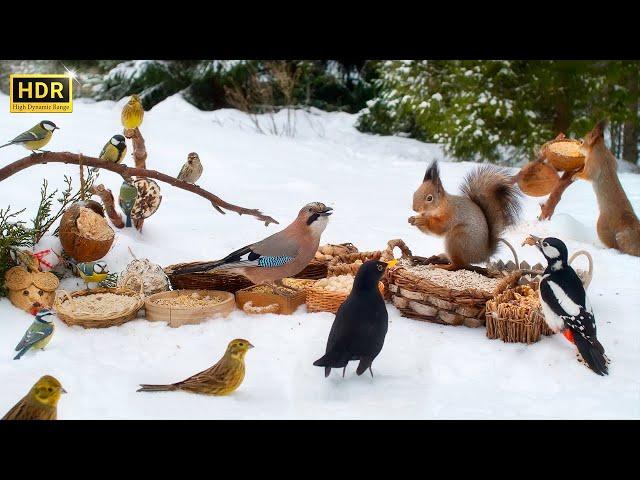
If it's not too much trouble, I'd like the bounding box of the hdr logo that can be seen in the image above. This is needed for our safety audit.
[9,74,73,113]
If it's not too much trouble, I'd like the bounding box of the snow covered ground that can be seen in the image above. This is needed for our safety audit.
[1,93,639,419]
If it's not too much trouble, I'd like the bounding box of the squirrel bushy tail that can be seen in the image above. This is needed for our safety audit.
[460,165,522,254]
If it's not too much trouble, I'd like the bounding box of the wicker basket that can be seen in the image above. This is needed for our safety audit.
[385,240,521,328]
[165,259,331,292]
[485,284,554,344]
[327,251,384,276]
[54,279,145,329]
[306,281,385,314]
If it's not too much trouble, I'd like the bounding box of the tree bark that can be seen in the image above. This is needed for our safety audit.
[622,66,639,164]
[0,152,280,227]
[123,127,148,230]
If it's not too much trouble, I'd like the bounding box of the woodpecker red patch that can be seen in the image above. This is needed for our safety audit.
[562,329,575,344]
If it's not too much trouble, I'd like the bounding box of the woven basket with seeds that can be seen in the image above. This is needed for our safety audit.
[165,243,360,293]
[485,284,554,344]
[53,276,145,329]
[385,240,522,328]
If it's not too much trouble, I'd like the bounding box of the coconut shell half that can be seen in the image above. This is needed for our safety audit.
[59,201,115,262]
[517,161,560,197]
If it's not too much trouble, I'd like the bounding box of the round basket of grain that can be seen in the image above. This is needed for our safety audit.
[54,280,145,329]
[58,200,115,262]
[541,138,585,171]
[305,274,385,314]
[145,290,235,327]
[386,245,521,328]
[485,284,554,344]
[516,160,560,197]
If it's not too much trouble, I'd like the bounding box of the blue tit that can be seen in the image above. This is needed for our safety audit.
[14,309,55,360]
[0,121,59,152]
[76,261,109,288]
[118,181,138,228]
[92,134,127,173]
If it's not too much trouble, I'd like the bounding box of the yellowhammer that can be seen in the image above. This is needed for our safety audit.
[121,94,144,129]
[137,339,254,396]
[2,375,66,420]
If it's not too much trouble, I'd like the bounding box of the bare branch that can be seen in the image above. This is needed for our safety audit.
[0,152,280,227]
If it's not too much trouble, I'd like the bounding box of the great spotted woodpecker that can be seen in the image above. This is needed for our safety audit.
[525,235,609,376]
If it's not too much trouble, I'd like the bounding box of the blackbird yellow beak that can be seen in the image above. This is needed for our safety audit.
[386,259,398,268]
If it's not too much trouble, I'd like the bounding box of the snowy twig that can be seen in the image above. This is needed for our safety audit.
[0,152,280,226]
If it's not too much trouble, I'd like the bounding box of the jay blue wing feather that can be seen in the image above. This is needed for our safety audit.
[173,230,300,274]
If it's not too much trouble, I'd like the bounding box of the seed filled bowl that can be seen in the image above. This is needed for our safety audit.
[542,138,585,171]
[145,289,235,327]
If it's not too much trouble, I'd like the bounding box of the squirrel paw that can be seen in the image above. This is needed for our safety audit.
[408,216,417,225]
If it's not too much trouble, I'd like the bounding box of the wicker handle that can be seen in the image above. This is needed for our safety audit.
[121,274,145,296]
[498,238,519,267]
[243,301,280,314]
[381,239,413,262]
[569,250,593,290]
[56,289,76,309]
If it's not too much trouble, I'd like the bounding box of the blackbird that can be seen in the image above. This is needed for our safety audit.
[313,259,397,378]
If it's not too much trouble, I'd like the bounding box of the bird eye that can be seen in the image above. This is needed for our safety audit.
[377,264,384,271]
[239,342,244,346]
[426,195,433,202]
[47,387,52,392]
[23,290,29,296]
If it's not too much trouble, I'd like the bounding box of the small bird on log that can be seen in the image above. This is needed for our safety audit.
[121,94,144,130]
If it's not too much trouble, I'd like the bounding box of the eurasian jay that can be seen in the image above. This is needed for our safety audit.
[173,202,333,285]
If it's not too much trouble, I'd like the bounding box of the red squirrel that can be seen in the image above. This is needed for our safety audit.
[575,120,640,256]
[409,162,522,268]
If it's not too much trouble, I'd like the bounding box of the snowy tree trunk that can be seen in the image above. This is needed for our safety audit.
[622,67,638,164]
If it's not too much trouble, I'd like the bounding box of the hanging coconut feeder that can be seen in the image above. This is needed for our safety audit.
[58,200,115,262]
[130,177,162,222]
[517,160,560,197]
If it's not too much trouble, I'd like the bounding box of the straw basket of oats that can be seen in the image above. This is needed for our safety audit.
[54,277,145,328]
[485,284,554,343]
